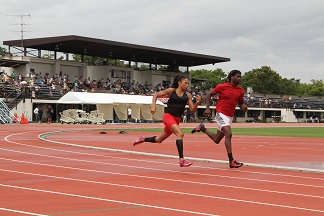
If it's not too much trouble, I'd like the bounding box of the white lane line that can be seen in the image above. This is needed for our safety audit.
[39,131,324,174]
[1,158,323,200]
[0,147,323,189]
[1,178,323,214]
[5,131,324,179]
[0,183,218,216]
[0,207,46,216]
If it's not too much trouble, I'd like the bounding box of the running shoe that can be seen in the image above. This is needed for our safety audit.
[191,123,205,134]
[133,135,145,146]
[180,160,193,167]
[229,160,243,168]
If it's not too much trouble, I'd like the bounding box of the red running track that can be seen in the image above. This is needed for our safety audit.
[0,123,323,216]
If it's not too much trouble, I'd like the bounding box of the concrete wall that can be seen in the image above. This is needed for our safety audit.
[87,65,133,83]
[1,57,185,88]
[11,98,33,122]
[0,57,86,81]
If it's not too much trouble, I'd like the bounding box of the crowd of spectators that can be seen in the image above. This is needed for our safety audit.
[245,93,292,109]
[244,92,324,110]
[1,70,204,101]
[1,70,324,110]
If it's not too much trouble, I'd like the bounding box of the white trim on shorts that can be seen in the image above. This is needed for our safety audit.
[214,112,233,131]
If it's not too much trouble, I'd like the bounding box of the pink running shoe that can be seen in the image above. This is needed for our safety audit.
[229,160,243,168]
[133,135,145,146]
[191,123,205,134]
[180,160,193,167]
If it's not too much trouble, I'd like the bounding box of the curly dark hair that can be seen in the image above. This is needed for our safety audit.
[226,70,241,82]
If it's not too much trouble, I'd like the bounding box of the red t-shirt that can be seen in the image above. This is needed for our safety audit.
[212,82,245,117]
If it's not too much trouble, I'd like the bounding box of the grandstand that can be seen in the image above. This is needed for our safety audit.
[1,35,323,124]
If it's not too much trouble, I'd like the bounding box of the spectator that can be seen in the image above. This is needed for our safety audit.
[38,106,43,123]
[309,116,313,123]
[47,105,54,124]
[11,71,16,79]
[189,112,195,123]
[182,110,187,123]
[33,105,43,123]
[127,106,132,123]
[34,106,39,123]
[282,95,287,101]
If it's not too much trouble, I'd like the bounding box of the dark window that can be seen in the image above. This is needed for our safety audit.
[111,69,126,78]
[294,111,303,118]
[265,111,280,118]
[247,110,260,118]
[235,109,245,117]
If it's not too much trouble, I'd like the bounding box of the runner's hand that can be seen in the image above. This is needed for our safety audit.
[195,95,202,104]
[240,104,248,112]
[151,105,156,115]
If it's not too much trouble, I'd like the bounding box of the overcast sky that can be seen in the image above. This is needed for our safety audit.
[1,0,323,83]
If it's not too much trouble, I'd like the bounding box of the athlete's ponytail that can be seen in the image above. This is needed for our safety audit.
[171,75,188,88]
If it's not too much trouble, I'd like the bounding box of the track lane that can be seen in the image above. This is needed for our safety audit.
[1,123,323,215]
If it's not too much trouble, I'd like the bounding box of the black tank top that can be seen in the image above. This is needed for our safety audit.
[165,89,188,118]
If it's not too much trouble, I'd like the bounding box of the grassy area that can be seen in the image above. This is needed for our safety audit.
[132,127,324,138]
[230,127,324,138]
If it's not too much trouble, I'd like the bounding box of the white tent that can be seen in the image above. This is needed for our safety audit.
[57,92,165,121]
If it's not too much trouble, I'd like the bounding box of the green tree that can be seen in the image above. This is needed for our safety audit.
[42,54,55,59]
[71,54,126,66]
[158,65,168,71]
[71,54,93,64]
[306,80,324,96]
[41,53,64,60]
[189,68,226,90]
[296,83,310,96]
[138,64,151,71]
[241,66,282,94]
[280,78,301,95]
[0,46,8,57]
[241,67,324,96]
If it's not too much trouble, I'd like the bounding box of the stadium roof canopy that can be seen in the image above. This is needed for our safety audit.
[3,35,230,67]
[0,58,29,68]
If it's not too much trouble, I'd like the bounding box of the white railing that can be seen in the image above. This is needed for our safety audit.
[0,100,19,124]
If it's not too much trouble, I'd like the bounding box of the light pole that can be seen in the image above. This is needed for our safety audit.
[7,14,31,58]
